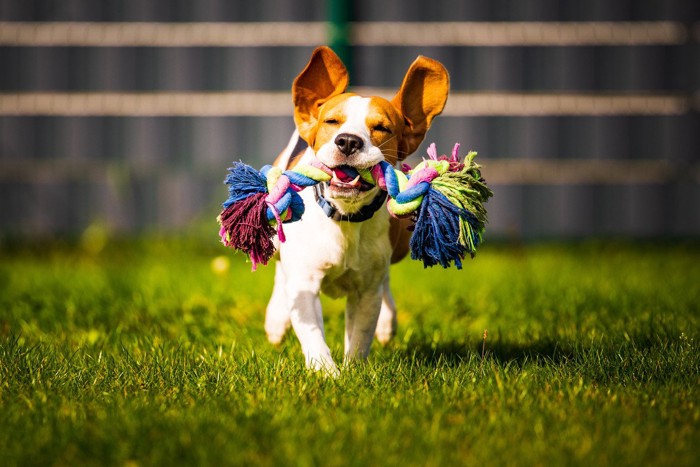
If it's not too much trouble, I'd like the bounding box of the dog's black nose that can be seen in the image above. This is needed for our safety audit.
[334,133,363,156]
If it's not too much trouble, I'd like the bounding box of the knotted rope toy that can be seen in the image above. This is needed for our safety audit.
[217,143,493,270]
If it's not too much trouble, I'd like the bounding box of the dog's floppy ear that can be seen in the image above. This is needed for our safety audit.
[293,46,349,146]
[392,56,449,158]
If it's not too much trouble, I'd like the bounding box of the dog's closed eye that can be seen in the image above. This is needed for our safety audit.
[372,124,392,134]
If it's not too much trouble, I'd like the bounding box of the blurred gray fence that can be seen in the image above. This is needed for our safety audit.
[0,0,698,239]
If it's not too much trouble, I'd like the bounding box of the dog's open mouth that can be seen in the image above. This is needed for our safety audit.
[327,165,374,193]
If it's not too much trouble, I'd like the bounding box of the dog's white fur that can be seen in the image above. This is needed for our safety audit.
[264,47,449,374]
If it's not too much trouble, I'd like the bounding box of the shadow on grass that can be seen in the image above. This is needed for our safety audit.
[397,339,575,368]
[393,332,697,386]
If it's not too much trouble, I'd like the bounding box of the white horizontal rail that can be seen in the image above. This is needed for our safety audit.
[351,21,689,46]
[0,22,326,46]
[482,158,690,184]
[0,158,694,185]
[0,91,690,116]
[355,89,691,116]
[0,21,690,47]
[0,92,294,116]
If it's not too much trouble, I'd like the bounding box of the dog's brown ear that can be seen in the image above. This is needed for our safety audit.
[293,46,349,146]
[392,56,449,158]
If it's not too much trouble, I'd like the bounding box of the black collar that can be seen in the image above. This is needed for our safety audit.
[313,184,388,222]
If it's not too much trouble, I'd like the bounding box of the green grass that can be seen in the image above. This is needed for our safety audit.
[1,236,699,466]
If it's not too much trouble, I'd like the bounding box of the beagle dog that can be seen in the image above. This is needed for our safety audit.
[264,46,449,374]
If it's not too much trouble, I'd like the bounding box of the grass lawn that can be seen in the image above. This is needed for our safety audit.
[1,236,698,466]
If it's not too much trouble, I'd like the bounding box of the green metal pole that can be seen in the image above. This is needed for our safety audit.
[327,0,353,78]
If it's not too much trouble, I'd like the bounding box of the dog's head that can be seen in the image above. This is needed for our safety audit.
[293,46,449,214]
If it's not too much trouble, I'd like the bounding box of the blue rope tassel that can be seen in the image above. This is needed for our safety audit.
[223,162,268,208]
[410,188,477,269]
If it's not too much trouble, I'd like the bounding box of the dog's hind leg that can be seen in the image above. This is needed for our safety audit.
[265,261,291,345]
[375,276,397,345]
[345,287,384,361]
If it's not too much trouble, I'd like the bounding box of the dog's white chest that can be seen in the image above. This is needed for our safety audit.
[280,188,391,298]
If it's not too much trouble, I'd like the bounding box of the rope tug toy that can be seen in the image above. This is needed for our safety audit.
[217,143,493,270]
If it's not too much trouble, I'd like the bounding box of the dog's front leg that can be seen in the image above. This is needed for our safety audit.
[344,285,384,363]
[286,276,338,376]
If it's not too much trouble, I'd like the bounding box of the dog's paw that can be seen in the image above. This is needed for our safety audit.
[305,350,339,378]
[313,360,340,378]
[266,330,286,346]
[375,308,397,345]
[265,319,290,346]
[375,319,396,345]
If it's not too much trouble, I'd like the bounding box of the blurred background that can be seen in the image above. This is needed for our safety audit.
[0,0,698,240]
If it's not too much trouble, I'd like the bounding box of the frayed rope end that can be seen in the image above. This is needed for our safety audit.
[409,148,493,269]
[217,162,281,270]
[218,192,277,270]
